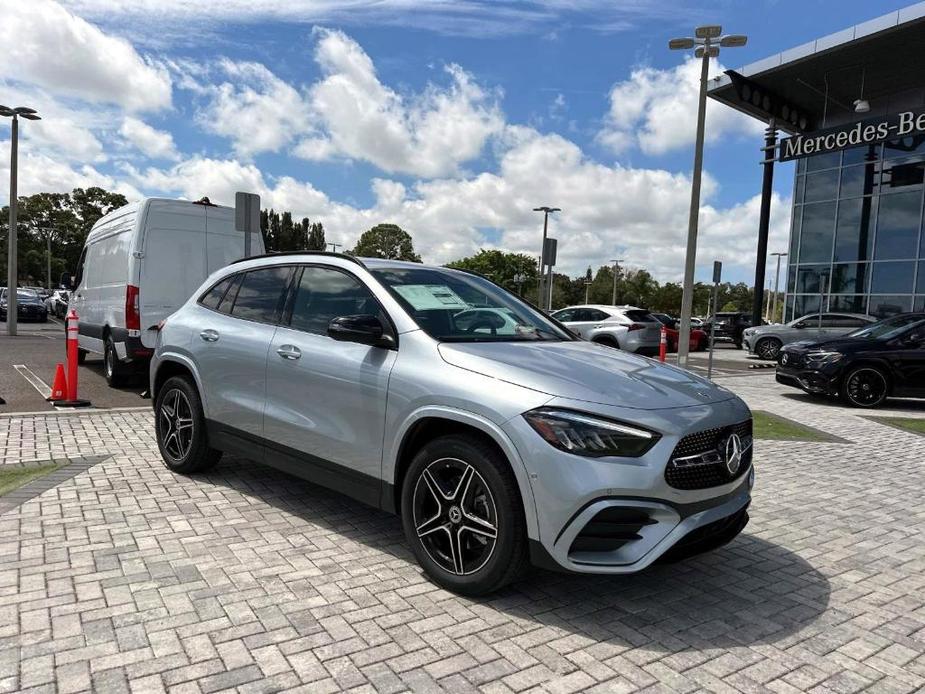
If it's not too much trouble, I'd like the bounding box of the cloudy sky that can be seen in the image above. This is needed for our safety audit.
[0,0,907,282]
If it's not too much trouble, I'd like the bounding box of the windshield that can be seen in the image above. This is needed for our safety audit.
[370,267,572,342]
[846,314,925,340]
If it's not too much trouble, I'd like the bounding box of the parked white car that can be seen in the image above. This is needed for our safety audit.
[44,289,70,318]
[552,305,661,355]
[66,197,265,386]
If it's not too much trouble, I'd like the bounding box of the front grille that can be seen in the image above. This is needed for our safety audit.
[778,351,802,368]
[569,507,656,555]
[665,420,752,490]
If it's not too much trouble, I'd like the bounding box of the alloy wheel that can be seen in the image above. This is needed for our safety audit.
[159,388,195,461]
[845,368,887,406]
[105,343,113,377]
[412,457,498,576]
[757,338,781,360]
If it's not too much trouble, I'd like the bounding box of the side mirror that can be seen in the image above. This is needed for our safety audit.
[794,321,805,329]
[328,314,394,348]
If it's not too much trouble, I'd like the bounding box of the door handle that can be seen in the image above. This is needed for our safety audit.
[199,329,219,342]
[276,345,301,360]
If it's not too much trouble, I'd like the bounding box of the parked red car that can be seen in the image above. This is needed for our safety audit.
[650,313,708,352]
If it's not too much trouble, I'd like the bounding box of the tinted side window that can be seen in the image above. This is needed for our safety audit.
[217,274,243,315]
[200,276,235,310]
[586,309,611,321]
[73,247,88,288]
[833,316,869,328]
[289,266,380,336]
[552,309,576,322]
[229,267,292,323]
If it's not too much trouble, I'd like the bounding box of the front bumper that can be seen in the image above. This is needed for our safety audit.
[504,396,754,574]
[776,364,841,396]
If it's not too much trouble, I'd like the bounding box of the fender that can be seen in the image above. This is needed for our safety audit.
[152,352,210,415]
[385,405,540,541]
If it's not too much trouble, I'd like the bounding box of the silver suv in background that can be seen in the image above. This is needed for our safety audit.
[151,254,754,595]
[551,305,661,355]
[743,312,876,360]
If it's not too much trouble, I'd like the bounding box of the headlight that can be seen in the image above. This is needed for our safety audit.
[805,351,843,366]
[523,408,660,458]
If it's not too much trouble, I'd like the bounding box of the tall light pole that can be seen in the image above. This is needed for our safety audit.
[610,258,624,305]
[770,251,787,323]
[1,105,42,337]
[669,27,746,368]
[533,206,560,310]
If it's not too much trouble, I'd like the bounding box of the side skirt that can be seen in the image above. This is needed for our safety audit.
[206,420,385,511]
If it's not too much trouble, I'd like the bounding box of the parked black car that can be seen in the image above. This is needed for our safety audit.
[776,313,925,408]
[0,287,49,323]
[702,311,757,349]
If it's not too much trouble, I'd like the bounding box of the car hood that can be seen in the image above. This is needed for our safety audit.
[785,336,887,354]
[438,340,735,410]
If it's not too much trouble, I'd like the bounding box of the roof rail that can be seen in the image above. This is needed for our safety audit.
[230,250,366,268]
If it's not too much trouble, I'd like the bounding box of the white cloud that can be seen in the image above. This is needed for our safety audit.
[599,57,764,156]
[119,117,179,160]
[123,127,789,282]
[293,29,504,177]
[0,0,171,112]
[189,60,311,158]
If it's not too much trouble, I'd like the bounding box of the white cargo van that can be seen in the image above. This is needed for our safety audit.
[68,198,265,386]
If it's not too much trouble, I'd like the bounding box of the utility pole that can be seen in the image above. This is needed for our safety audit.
[327,242,342,253]
[533,206,560,310]
[752,119,778,327]
[669,27,746,368]
[770,251,787,323]
[610,258,624,305]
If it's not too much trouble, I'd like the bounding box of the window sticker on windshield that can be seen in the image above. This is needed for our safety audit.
[394,285,470,310]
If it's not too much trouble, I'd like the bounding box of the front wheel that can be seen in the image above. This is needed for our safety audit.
[401,434,528,596]
[155,376,222,473]
[841,366,889,408]
[104,336,128,387]
[755,337,782,361]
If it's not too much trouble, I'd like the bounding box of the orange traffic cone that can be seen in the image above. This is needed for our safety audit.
[48,363,68,402]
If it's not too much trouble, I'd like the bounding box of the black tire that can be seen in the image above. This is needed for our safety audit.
[755,337,782,361]
[401,434,528,596]
[734,341,743,350]
[104,335,129,387]
[154,376,222,473]
[592,336,621,350]
[76,348,87,365]
[841,366,889,408]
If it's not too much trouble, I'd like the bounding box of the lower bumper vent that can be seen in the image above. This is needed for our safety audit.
[569,507,656,555]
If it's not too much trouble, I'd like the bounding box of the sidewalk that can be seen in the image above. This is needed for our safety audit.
[0,377,923,693]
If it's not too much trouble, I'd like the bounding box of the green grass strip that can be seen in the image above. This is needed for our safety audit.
[0,465,62,496]
[864,416,925,437]
[752,410,838,442]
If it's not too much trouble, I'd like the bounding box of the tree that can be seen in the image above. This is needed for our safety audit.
[350,223,421,261]
[1,187,127,285]
[445,249,538,297]
[306,222,326,251]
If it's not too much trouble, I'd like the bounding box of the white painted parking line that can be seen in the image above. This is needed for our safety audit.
[14,364,52,399]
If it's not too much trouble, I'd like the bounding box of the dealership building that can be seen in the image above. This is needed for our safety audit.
[709,3,925,320]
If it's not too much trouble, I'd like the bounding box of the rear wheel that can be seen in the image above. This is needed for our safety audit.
[401,434,528,596]
[841,366,889,408]
[755,337,782,361]
[104,335,129,387]
[155,376,222,473]
[76,348,87,365]
[592,336,620,350]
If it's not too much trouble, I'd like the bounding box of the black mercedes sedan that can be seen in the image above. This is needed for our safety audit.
[776,313,925,408]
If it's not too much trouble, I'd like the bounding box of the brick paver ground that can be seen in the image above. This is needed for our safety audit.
[1,374,923,693]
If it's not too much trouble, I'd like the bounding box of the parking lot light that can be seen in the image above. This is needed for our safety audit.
[668,27,746,368]
[1,105,42,337]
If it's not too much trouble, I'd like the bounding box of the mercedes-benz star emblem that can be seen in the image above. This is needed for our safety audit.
[781,354,789,365]
[724,433,743,475]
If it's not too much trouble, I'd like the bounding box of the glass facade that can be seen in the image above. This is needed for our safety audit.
[786,136,925,320]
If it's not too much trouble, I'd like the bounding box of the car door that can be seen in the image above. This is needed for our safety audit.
[263,264,398,505]
[891,324,925,394]
[565,309,600,338]
[191,265,294,449]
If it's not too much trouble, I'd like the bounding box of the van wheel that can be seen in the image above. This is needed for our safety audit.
[77,348,87,365]
[104,336,128,387]
[401,434,528,596]
[155,376,222,474]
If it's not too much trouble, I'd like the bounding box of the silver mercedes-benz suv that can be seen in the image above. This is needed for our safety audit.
[151,253,754,595]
